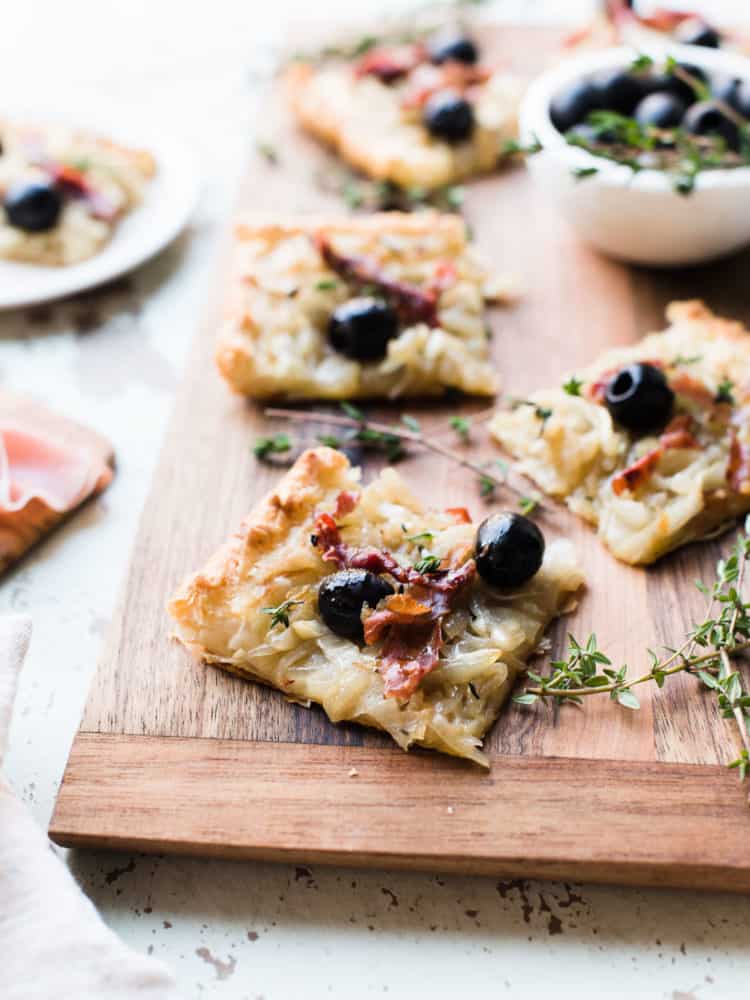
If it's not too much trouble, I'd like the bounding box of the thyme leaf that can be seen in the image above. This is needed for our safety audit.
[262,598,303,629]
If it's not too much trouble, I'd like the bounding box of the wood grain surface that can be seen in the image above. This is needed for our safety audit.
[53,734,750,892]
[51,25,750,886]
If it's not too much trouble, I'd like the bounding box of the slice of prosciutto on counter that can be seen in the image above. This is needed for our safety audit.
[0,400,113,573]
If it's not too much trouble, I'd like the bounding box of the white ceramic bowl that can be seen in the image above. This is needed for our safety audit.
[519,44,750,267]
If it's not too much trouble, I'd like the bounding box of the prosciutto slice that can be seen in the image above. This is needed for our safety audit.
[0,424,113,573]
[312,497,476,698]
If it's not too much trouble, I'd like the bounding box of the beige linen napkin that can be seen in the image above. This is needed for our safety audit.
[0,616,183,1000]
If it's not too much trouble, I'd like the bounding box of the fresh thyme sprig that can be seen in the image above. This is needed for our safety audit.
[414,553,442,574]
[320,171,470,215]
[253,433,294,460]
[264,404,538,512]
[262,598,304,629]
[515,524,750,782]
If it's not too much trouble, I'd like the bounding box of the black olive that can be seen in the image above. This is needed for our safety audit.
[423,90,475,142]
[429,34,478,65]
[328,297,399,361]
[604,363,674,434]
[642,63,706,105]
[475,512,545,590]
[591,68,644,115]
[682,99,740,150]
[711,73,742,109]
[634,92,687,129]
[318,569,394,641]
[566,123,605,145]
[4,181,63,232]
[550,78,602,133]
[675,18,721,48]
[733,79,750,119]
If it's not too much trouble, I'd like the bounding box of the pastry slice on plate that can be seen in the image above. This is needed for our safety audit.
[286,31,520,190]
[490,301,750,565]
[168,447,583,766]
[0,393,114,573]
[0,119,155,266]
[216,212,502,400]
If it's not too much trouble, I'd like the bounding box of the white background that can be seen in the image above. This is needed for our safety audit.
[2,2,750,998]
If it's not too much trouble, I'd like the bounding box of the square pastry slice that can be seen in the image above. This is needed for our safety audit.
[216,212,500,400]
[285,34,520,190]
[0,118,155,265]
[168,447,583,766]
[490,301,750,566]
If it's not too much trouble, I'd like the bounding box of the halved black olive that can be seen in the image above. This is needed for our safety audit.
[604,363,674,434]
[683,100,740,151]
[328,298,399,360]
[634,92,686,129]
[318,569,394,641]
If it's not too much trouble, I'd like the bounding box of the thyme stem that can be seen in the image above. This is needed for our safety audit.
[525,642,750,698]
[263,406,535,504]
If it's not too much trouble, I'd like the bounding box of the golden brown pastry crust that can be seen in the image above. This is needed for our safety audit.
[216,211,499,400]
[490,300,750,565]
[169,447,584,766]
[285,60,520,190]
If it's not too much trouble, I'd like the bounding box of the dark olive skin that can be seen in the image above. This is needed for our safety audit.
[566,122,606,145]
[4,181,63,232]
[591,68,644,115]
[318,570,394,641]
[429,34,478,65]
[683,100,740,151]
[675,18,721,49]
[423,90,475,142]
[475,513,545,590]
[328,298,399,361]
[634,92,687,129]
[712,73,742,109]
[604,363,674,434]
[550,77,601,133]
[733,79,750,120]
[641,63,706,105]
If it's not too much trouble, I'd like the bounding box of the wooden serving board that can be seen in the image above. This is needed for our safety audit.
[51,26,750,890]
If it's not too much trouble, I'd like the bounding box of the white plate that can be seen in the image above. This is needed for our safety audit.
[0,103,200,310]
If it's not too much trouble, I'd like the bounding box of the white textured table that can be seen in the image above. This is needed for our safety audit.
[3,1,750,997]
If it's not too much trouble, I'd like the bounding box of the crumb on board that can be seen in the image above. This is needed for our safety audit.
[447,805,455,815]
[348,767,359,778]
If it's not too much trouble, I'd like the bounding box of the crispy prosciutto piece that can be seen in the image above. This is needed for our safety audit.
[41,161,119,222]
[377,620,443,699]
[611,416,701,496]
[659,414,700,451]
[312,494,476,697]
[728,428,750,494]
[611,447,662,497]
[401,61,491,110]
[354,44,425,84]
[315,235,448,328]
